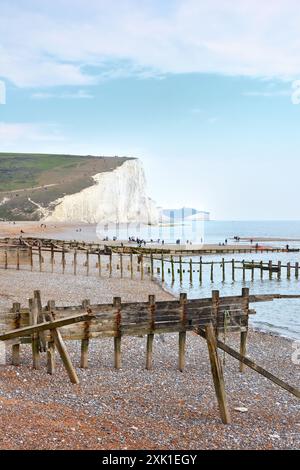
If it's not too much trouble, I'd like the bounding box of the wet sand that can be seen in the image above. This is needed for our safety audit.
[0,221,283,253]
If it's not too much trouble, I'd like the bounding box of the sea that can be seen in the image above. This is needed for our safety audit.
[48,220,300,340]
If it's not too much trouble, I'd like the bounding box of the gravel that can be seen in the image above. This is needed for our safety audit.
[0,329,299,449]
[0,262,299,450]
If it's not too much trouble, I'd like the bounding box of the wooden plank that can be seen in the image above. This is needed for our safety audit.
[50,324,79,384]
[240,288,249,372]
[196,328,300,399]
[146,295,156,370]
[46,301,56,375]
[0,313,95,341]
[34,290,47,352]
[29,298,40,370]
[80,299,91,369]
[11,303,21,366]
[204,323,231,424]
[178,293,187,371]
[113,297,122,369]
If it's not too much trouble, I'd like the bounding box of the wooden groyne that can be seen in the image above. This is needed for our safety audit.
[1,243,299,285]
[0,236,297,255]
[0,288,299,425]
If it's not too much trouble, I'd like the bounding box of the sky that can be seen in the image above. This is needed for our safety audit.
[1,0,300,220]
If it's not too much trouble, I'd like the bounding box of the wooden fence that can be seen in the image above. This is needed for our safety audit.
[0,235,297,255]
[0,244,299,285]
[0,288,299,424]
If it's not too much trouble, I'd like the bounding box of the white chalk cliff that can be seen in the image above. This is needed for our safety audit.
[45,159,159,224]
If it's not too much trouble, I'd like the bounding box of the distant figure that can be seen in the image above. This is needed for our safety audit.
[225,239,228,245]
[286,244,290,251]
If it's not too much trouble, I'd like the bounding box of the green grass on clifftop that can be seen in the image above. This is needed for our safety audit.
[0,152,131,220]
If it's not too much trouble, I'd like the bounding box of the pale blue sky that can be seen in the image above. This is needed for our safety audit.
[1,0,300,220]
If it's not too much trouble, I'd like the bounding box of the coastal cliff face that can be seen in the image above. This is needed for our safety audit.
[45,159,159,224]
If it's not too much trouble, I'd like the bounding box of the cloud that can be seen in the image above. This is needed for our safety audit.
[291,80,300,104]
[1,0,300,88]
[242,90,290,97]
[0,80,6,104]
[31,89,94,99]
[0,122,65,145]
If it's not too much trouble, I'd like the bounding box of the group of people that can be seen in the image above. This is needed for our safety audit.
[128,237,147,247]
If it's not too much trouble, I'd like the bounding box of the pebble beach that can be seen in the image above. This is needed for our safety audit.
[0,264,299,450]
[0,329,299,450]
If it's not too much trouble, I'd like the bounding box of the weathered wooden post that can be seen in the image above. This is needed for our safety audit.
[242,260,245,282]
[12,302,21,366]
[240,288,249,373]
[278,261,281,280]
[34,289,47,352]
[113,297,122,369]
[141,254,144,280]
[30,246,33,271]
[231,259,235,282]
[268,260,272,280]
[38,246,42,272]
[212,290,219,336]
[16,248,20,271]
[86,250,90,276]
[97,251,101,277]
[146,295,155,370]
[179,293,187,372]
[295,262,299,279]
[189,258,193,285]
[130,253,134,279]
[50,245,54,273]
[62,245,66,274]
[109,253,112,277]
[73,249,77,275]
[171,256,175,284]
[287,262,291,279]
[120,253,123,278]
[80,299,90,369]
[260,260,263,280]
[4,249,7,270]
[46,300,56,375]
[46,309,79,384]
[150,253,154,280]
[29,297,40,370]
[221,258,225,282]
[179,256,183,284]
[210,262,214,283]
[205,323,231,424]
[199,257,203,284]
[161,254,164,283]
[251,260,255,281]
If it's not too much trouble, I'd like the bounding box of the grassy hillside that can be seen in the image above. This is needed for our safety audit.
[0,153,131,220]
